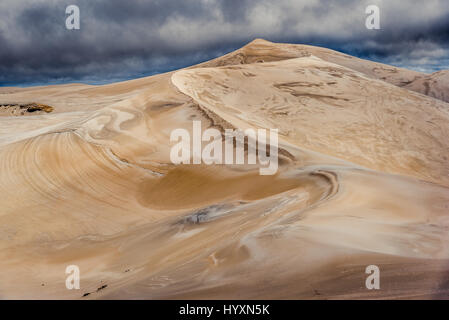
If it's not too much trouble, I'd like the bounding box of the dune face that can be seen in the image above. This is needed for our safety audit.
[173,56,449,186]
[0,39,449,299]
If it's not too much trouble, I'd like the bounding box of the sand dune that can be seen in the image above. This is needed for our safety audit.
[0,40,448,299]
[403,70,449,103]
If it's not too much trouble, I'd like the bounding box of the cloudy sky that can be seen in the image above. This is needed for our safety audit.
[1,0,448,86]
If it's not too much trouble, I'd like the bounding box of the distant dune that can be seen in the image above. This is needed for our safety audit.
[0,39,448,299]
[403,70,449,103]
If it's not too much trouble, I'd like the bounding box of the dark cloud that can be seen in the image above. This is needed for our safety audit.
[0,0,448,86]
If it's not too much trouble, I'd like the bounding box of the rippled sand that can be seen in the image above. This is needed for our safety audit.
[0,39,448,299]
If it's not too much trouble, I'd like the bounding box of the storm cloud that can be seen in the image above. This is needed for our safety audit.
[1,0,448,86]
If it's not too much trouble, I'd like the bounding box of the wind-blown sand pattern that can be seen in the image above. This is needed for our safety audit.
[0,39,449,299]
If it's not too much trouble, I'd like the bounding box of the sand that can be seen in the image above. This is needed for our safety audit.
[0,39,448,299]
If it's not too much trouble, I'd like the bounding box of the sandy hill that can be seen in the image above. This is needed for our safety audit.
[199,39,424,88]
[0,40,448,299]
